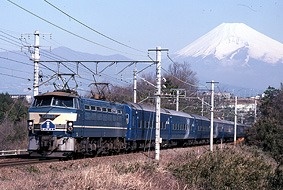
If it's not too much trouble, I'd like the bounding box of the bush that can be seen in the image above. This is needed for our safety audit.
[0,93,29,150]
[246,87,283,164]
[168,147,274,190]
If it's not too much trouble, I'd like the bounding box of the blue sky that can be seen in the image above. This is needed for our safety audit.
[1,0,282,60]
[0,0,282,95]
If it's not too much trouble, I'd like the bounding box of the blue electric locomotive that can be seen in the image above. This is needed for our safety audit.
[27,90,249,157]
[28,90,130,157]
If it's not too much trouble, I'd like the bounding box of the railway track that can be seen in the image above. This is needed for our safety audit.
[0,158,59,168]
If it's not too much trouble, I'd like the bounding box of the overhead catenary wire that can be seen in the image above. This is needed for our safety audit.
[0,36,23,48]
[6,0,142,57]
[166,53,206,88]
[0,71,30,81]
[0,31,129,94]
[1,4,158,94]
[0,56,33,67]
[161,67,200,88]
[43,0,146,54]
[0,65,29,74]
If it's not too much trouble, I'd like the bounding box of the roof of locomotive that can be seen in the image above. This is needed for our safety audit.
[36,90,79,98]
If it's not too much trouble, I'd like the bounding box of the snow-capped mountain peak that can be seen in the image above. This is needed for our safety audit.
[176,23,283,64]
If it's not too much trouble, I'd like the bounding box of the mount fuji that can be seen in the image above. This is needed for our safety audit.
[173,23,283,93]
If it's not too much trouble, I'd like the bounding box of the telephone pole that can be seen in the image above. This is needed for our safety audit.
[148,47,168,161]
[234,96,238,144]
[133,63,137,103]
[32,30,40,97]
[207,80,219,152]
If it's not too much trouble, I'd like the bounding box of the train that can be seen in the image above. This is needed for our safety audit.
[27,90,249,158]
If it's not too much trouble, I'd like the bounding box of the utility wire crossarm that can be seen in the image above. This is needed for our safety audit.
[38,60,156,93]
[39,60,156,74]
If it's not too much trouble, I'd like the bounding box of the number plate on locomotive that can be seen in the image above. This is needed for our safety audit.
[41,120,56,131]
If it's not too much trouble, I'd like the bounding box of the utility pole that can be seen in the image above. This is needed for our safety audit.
[32,30,40,97]
[171,89,185,111]
[176,89,180,111]
[133,63,137,103]
[254,97,257,122]
[148,47,168,161]
[201,97,204,116]
[154,46,162,162]
[207,80,218,152]
[234,96,237,144]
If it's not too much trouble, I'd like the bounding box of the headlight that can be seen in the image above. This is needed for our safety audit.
[28,120,33,126]
[27,120,34,130]
[67,121,74,132]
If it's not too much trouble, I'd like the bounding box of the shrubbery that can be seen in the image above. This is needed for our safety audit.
[0,93,29,150]
[246,87,283,163]
[167,147,275,189]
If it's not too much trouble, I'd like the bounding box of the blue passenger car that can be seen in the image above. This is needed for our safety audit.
[191,114,211,141]
[214,119,234,141]
[124,102,171,148]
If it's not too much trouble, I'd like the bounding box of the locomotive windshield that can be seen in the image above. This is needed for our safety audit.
[32,96,77,108]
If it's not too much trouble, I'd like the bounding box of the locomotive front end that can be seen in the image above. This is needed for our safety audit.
[27,91,79,157]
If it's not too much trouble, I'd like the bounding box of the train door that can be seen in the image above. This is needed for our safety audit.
[160,113,170,143]
[80,100,86,137]
[213,121,218,138]
[130,109,139,141]
[73,98,85,137]
[124,105,134,141]
[190,117,196,138]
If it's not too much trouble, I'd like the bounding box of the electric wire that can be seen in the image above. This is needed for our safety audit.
[0,71,30,80]
[43,0,146,54]
[0,36,22,47]
[0,29,92,92]
[166,53,207,88]
[0,47,27,58]
[0,56,33,67]
[6,0,143,57]
[0,65,29,74]
[161,67,200,88]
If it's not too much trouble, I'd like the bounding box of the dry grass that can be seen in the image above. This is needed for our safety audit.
[0,147,200,190]
[0,145,274,190]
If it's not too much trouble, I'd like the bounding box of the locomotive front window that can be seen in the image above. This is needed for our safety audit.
[33,96,52,107]
[52,97,74,108]
[32,96,76,108]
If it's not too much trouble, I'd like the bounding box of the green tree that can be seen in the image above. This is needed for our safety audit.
[246,86,283,163]
[0,93,29,149]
